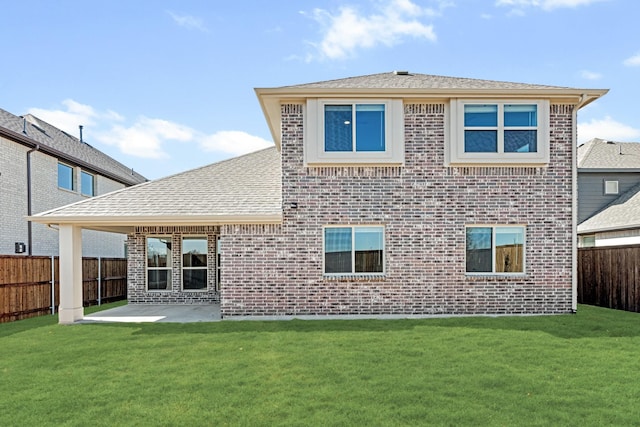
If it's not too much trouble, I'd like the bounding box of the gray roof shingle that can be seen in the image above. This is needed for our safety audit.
[578,182,640,233]
[577,138,640,169]
[281,71,572,90]
[32,146,281,223]
[0,108,146,185]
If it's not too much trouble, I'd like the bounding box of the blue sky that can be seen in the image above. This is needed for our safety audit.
[2,0,639,179]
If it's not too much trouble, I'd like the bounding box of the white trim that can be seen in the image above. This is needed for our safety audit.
[322,225,386,276]
[305,99,404,166]
[465,225,526,276]
[448,100,549,166]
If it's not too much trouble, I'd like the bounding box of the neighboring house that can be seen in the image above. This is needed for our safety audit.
[577,138,640,247]
[0,108,146,257]
[30,71,608,323]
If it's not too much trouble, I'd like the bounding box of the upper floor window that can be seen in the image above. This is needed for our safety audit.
[325,104,385,152]
[58,162,74,191]
[448,100,549,166]
[81,171,95,197]
[305,99,404,166]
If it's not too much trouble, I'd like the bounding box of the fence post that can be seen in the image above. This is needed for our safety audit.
[97,257,102,306]
[51,255,56,315]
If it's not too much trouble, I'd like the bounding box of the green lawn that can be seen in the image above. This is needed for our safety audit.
[2,304,640,426]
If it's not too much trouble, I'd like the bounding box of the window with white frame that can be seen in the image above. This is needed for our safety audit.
[448,100,549,165]
[182,236,207,290]
[81,171,95,197]
[604,180,619,195]
[305,99,404,165]
[147,237,172,290]
[324,226,384,275]
[466,226,525,274]
[58,162,75,191]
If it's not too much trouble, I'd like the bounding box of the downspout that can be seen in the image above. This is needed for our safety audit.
[572,94,588,313]
[26,141,40,256]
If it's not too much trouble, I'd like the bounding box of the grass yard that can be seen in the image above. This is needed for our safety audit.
[2,304,640,426]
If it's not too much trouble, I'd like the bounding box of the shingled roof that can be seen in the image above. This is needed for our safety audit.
[578,138,640,170]
[281,71,572,90]
[256,71,608,149]
[30,147,282,232]
[0,108,146,186]
[578,182,640,234]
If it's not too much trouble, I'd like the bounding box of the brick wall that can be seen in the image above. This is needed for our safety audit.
[220,102,575,317]
[127,226,220,304]
[0,137,128,257]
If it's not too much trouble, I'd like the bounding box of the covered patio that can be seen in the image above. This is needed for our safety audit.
[83,303,221,323]
[29,148,282,324]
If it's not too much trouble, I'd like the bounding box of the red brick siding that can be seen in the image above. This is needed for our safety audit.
[221,103,575,316]
[127,226,220,304]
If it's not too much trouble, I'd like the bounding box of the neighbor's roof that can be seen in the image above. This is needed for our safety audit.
[578,182,640,234]
[30,147,281,233]
[0,108,146,186]
[256,71,608,149]
[577,138,640,170]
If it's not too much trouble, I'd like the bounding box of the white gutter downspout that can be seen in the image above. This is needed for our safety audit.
[572,94,588,313]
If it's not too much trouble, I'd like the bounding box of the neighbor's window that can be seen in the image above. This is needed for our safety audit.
[604,180,619,195]
[182,237,207,290]
[325,104,385,152]
[81,171,95,197]
[304,99,404,166]
[58,163,74,191]
[324,226,384,275]
[449,100,549,165]
[147,237,172,290]
[466,226,525,274]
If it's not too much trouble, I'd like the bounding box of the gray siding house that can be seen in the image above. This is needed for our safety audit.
[0,108,146,257]
[577,138,640,246]
[30,72,607,323]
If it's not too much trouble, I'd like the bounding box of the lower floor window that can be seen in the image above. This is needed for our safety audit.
[147,237,172,290]
[182,236,208,290]
[324,226,384,274]
[466,226,525,274]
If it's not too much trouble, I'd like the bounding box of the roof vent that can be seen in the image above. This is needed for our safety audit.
[393,70,409,75]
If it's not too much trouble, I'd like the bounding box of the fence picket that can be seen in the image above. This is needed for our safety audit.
[0,255,127,323]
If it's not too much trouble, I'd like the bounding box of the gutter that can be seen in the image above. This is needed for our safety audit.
[26,143,40,255]
[0,126,142,187]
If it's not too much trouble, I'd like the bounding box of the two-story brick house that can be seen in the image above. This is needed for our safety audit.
[30,72,607,323]
[0,108,146,257]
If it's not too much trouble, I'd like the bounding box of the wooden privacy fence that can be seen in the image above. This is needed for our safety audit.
[578,245,640,312]
[0,255,127,323]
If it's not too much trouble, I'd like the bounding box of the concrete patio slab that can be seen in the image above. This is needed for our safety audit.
[83,304,221,323]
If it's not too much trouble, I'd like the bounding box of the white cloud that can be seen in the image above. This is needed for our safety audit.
[304,0,444,61]
[96,117,195,159]
[578,116,640,144]
[28,99,99,136]
[580,70,602,80]
[199,131,273,156]
[623,53,640,67]
[496,0,606,12]
[167,11,208,32]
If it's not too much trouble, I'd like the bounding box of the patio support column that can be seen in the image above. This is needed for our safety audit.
[58,224,84,324]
